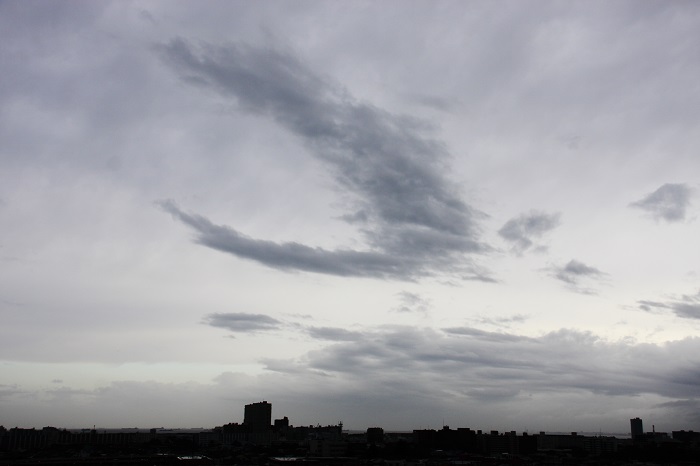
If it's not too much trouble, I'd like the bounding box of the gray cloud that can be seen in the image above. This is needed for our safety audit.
[630,183,693,222]
[160,200,422,279]
[393,291,431,314]
[307,327,363,342]
[547,259,607,294]
[157,39,490,281]
[555,260,605,284]
[204,313,281,333]
[442,326,531,343]
[639,289,700,320]
[498,211,561,254]
[656,398,700,409]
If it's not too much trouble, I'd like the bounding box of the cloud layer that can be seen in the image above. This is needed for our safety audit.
[287,325,700,402]
[198,312,700,412]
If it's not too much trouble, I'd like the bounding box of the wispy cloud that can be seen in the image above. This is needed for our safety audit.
[498,211,560,254]
[630,183,693,222]
[393,291,431,314]
[546,259,607,294]
[203,313,282,333]
[157,39,491,281]
[307,327,363,342]
[473,314,528,329]
[639,289,700,320]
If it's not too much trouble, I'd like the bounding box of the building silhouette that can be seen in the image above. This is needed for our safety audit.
[273,416,289,431]
[630,417,644,439]
[244,401,272,432]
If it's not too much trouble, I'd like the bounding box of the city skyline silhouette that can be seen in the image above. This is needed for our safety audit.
[4,402,700,464]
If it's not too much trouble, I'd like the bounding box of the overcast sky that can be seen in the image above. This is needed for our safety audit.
[2,1,700,433]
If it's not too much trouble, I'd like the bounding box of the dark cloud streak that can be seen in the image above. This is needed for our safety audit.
[157,39,490,281]
[204,312,281,333]
[159,199,422,279]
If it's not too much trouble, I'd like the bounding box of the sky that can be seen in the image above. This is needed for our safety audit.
[1,0,700,433]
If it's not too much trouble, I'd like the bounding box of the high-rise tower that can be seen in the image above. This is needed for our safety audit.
[630,417,643,439]
[244,401,272,432]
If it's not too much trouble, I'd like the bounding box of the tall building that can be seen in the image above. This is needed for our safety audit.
[630,417,643,439]
[244,401,272,432]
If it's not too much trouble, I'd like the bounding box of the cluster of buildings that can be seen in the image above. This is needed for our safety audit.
[629,416,699,444]
[2,403,699,463]
[0,426,156,453]
[205,401,346,456]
